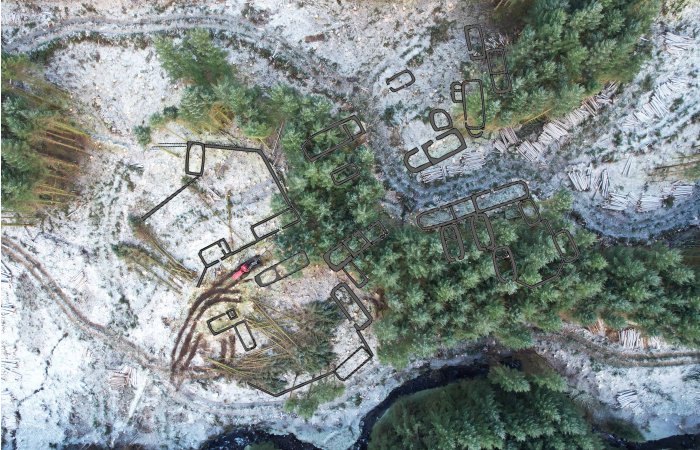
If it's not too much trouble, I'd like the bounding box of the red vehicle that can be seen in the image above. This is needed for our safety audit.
[231,255,263,281]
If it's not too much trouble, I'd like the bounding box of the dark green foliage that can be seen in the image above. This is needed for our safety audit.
[2,54,86,210]
[572,244,700,346]
[489,0,661,125]
[600,418,645,442]
[369,191,700,368]
[151,31,700,376]
[2,94,48,208]
[292,300,344,373]
[269,86,384,258]
[154,29,230,86]
[133,125,151,147]
[148,106,179,129]
[488,364,531,392]
[178,85,217,128]
[284,381,345,419]
[369,191,597,368]
[213,76,273,137]
[153,31,384,260]
[1,138,45,207]
[368,371,602,450]
[528,366,568,392]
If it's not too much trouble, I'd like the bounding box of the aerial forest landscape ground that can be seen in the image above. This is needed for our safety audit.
[1,0,699,449]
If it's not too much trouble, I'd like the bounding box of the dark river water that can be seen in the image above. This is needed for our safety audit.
[200,360,699,450]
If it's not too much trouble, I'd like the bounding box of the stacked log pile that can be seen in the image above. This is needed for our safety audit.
[503,82,618,163]
[628,77,689,125]
[587,318,607,336]
[619,328,644,349]
[616,389,640,409]
[664,32,693,54]
[637,194,664,212]
[419,150,487,183]
[493,127,519,154]
[515,140,546,163]
[594,169,610,199]
[646,336,664,350]
[604,192,632,211]
[537,120,569,146]
[108,365,137,390]
[567,165,593,192]
[668,181,695,199]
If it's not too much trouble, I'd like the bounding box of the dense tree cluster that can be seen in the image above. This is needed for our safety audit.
[1,54,86,211]
[369,365,602,449]
[368,192,700,367]
[151,31,700,373]
[152,30,384,258]
[482,0,660,126]
[574,244,700,342]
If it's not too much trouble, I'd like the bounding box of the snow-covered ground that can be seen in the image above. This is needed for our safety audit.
[536,325,700,440]
[2,0,699,448]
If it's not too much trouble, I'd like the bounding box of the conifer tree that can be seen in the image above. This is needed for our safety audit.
[368,368,603,450]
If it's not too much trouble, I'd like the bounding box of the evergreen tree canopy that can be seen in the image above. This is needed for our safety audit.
[149,31,700,374]
[368,191,700,368]
[1,54,86,211]
[483,0,660,126]
[154,29,230,86]
[369,369,602,450]
[152,33,385,259]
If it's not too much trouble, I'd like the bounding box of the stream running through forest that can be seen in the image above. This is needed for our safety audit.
[200,359,699,450]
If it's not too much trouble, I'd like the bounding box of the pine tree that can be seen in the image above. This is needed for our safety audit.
[368,370,603,449]
[154,29,229,86]
[488,364,531,392]
[488,0,661,126]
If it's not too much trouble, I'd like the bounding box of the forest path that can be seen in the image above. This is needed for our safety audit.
[4,11,699,241]
[542,329,700,368]
[2,13,358,100]
[1,236,288,411]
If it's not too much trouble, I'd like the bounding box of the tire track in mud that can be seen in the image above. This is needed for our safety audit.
[1,237,285,410]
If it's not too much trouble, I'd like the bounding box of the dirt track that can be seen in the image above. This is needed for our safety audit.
[1,236,286,411]
[544,330,700,368]
[3,10,699,240]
